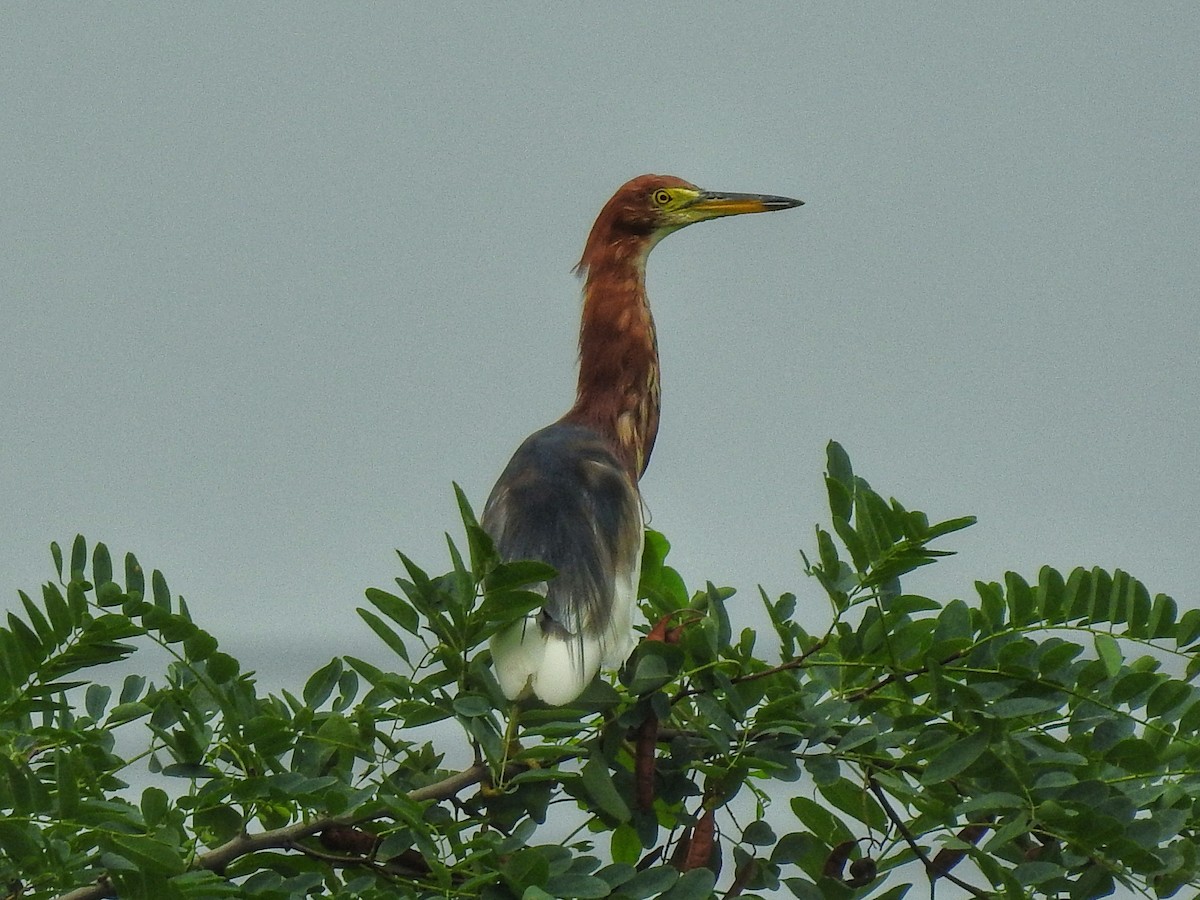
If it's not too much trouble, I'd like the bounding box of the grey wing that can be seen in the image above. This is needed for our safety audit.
[481,422,643,640]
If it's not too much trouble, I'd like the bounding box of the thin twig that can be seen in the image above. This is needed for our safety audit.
[671,636,830,703]
[846,648,967,703]
[867,777,993,899]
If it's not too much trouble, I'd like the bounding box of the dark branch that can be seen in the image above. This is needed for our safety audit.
[846,647,967,703]
[867,777,994,899]
[55,763,491,900]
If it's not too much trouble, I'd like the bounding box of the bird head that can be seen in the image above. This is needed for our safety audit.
[577,174,803,272]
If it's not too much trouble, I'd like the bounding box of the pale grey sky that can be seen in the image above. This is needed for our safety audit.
[2,7,1198,892]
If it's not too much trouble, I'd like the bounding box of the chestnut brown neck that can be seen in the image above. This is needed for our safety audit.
[561,235,661,481]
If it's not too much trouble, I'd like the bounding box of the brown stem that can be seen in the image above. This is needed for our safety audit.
[635,710,659,812]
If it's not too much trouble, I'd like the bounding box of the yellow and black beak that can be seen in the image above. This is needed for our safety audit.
[687,189,804,220]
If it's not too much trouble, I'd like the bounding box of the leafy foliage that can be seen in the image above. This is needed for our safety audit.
[2,444,1198,898]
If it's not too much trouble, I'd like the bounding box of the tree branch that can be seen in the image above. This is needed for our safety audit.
[56,763,491,900]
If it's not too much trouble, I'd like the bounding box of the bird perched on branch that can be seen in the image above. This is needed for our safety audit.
[482,174,802,705]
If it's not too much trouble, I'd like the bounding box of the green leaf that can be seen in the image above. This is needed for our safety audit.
[826,440,853,489]
[544,873,611,899]
[987,695,1063,719]
[1036,566,1066,622]
[743,819,776,846]
[124,552,145,598]
[453,482,492,574]
[832,515,869,572]
[783,878,824,900]
[922,729,988,783]
[119,673,146,704]
[925,515,976,539]
[304,657,343,708]
[1107,569,1131,625]
[704,581,733,650]
[486,559,557,592]
[611,823,641,865]
[18,591,54,644]
[804,754,840,786]
[105,833,186,875]
[194,804,244,846]
[619,866,678,899]
[70,535,87,579]
[1147,679,1193,719]
[476,588,545,628]
[51,540,64,582]
[358,608,411,662]
[817,779,886,831]
[7,613,44,664]
[581,754,631,823]
[1179,608,1200,647]
[151,569,172,612]
[85,683,112,720]
[141,786,169,827]
[933,598,971,647]
[627,650,673,695]
[364,587,420,635]
[1088,568,1112,624]
[43,583,73,639]
[817,527,840,575]
[1126,579,1152,638]
[825,478,852,524]
[595,863,636,890]
[1005,571,1034,626]
[975,580,1006,631]
[452,693,492,717]
[503,848,550,893]
[790,796,853,847]
[1014,860,1067,886]
[54,749,79,817]
[1148,593,1178,639]
[333,670,359,712]
[395,701,451,727]
[853,489,884,563]
[1062,567,1090,621]
[1111,670,1161,705]
[93,542,113,586]
[1037,639,1083,676]
[183,630,218,662]
[1094,633,1122,678]
[660,869,717,900]
[206,651,239,683]
[1,757,35,814]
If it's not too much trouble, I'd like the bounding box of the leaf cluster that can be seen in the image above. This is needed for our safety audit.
[2,446,1199,899]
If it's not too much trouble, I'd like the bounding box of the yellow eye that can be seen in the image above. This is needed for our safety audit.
[652,189,672,207]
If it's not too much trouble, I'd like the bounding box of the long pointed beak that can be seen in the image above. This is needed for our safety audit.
[688,190,804,219]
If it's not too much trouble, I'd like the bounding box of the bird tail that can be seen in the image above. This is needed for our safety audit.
[490,616,598,705]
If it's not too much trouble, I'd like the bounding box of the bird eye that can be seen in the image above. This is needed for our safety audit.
[652,189,672,207]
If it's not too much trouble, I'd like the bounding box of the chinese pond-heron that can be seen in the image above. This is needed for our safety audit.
[482,174,802,705]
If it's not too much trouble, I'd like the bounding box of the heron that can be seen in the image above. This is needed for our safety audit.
[482,174,802,706]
